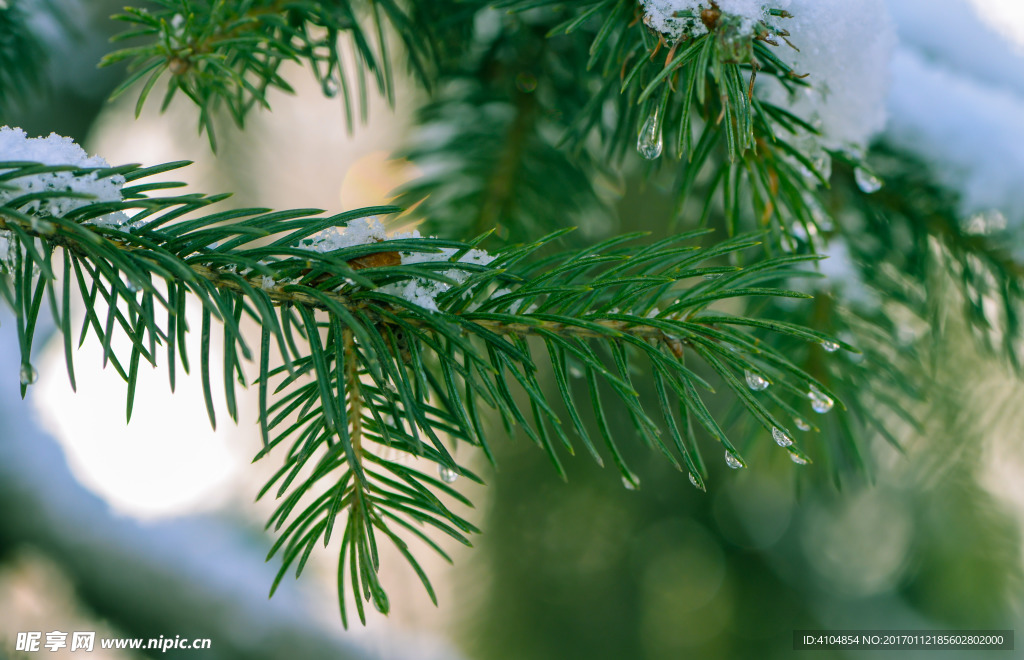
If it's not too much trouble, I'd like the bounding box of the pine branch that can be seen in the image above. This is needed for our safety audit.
[103,0,436,149]
[0,157,846,621]
[396,1,851,258]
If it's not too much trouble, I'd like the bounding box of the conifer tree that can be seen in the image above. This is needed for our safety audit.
[2,0,1022,630]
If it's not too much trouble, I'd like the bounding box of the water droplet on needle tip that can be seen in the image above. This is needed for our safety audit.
[808,385,834,414]
[637,110,663,160]
[745,370,769,391]
[772,427,793,447]
[20,364,37,386]
[322,75,340,98]
[854,166,883,194]
[437,464,459,484]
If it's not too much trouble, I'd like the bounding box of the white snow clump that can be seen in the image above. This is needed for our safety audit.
[884,0,1024,227]
[299,216,388,252]
[886,0,1024,100]
[886,49,1024,225]
[641,0,771,41]
[381,243,495,313]
[641,2,896,153]
[299,217,495,313]
[764,0,896,152]
[0,126,128,227]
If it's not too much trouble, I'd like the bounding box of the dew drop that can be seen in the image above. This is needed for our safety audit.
[794,417,811,432]
[854,166,883,194]
[437,464,459,484]
[772,426,793,447]
[19,363,37,386]
[637,109,663,160]
[724,451,743,469]
[322,74,340,98]
[372,592,389,613]
[688,472,704,491]
[808,385,834,414]
[821,339,840,353]
[789,452,809,465]
[621,475,639,491]
[745,369,769,391]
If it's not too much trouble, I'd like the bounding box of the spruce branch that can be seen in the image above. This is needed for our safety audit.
[0,157,847,621]
[399,1,851,259]
[103,0,436,149]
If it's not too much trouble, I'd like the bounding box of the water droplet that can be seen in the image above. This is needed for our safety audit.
[688,472,704,491]
[794,418,811,431]
[637,110,663,160]
[19,364,37,386]
[772,427,793,447]
[789,452,809,465]
[437,464,459,483]
[745,369,769,391]
[702,273,722,280]
[854,166,883,194]
[372,592,389,613]
[821,339,840,353]
[808,385,834,414]
[322,74,340,98]
[621,475,639,490]
[724,451,743,469]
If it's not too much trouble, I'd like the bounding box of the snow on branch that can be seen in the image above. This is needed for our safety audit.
[884,0,1024,229]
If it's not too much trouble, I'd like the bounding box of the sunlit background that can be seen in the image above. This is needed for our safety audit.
[2,1,1024,659]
